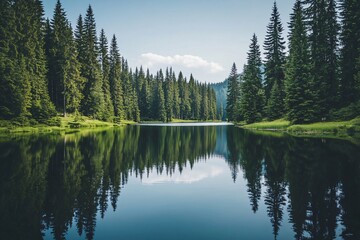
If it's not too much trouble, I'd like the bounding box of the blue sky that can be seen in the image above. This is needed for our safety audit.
[43,0,294,83]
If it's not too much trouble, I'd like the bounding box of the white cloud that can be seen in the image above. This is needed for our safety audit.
[141,165,224,185]
[140,53,224,74]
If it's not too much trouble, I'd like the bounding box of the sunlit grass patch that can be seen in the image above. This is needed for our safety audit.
[242,119,291,130]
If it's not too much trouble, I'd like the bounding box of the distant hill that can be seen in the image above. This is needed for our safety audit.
[210,79,228,120]
[210,73,243,120]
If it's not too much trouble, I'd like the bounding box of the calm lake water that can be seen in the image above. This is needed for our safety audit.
[0,124,359,240]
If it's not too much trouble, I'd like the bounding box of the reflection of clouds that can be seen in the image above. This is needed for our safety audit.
[142,165,224,185]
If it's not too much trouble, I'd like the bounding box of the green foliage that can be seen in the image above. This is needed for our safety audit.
[99,29,114,121]
[285,1,316,124]
[329,100,360,121]
[303,0,339,117]
[263,2,286,119]
[0,1,216,124]
[339,0,360,106]
[79,5,105,119]
[109,35,124,119]
[226,63,240,121]
[239,34,264,123]
[267,81,284,120]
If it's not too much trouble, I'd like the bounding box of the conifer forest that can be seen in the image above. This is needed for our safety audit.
[0,0,217,124]
[227,0,360,124]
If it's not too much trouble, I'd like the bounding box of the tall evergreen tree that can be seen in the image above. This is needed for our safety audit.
[0,0,56,122]
[285,0,316,123]
[99,29,114,120]
[79,5,105,119]
[47,0,68,112]
[239,34,264,123]
[304,0,339,117]
[339,0,360,105]
[151,70,166,122]
[172,72,180,119]
[325,0,340,109]
[0,0,23,119]
[178,72,191,119]
[200,84,209,120]
[47,0,83,116]
[263,1,286,120]
[75,14,86,72]
[109,35,124,119]
[140,69,151,119]
[64,25,84,115]
[189,74,200,119]
[137,67,149,119]
[164,68,174,122]
[226,63,240,121]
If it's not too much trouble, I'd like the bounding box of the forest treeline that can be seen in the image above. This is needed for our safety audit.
[0,0,217,124]
[227,0,360,124]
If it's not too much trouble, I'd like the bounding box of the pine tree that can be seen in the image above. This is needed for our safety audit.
[304,0,339,117]
[326,0,340,109]
[80,5,105,119]
[122,67,133,120]
[239,34,264,123]
[164,68,174,122]
[47,0,68,111]
[109,35,124,119]
[132,88,140,122]
[189,74,200,119]
[339,0,360,105]
[75,15,86,73]
[2,0,56,123]
[64,26,84,115]
[263,1,286,119]
[226,63,240,121]
[47,0,84,116]
[151,70,166,122]
[140,69,151,119]
[178,72,191,119]
[208,85,216,120]
[172,72,180,119]
[137,67,149,119]
[285,0,316,123]
[200,84,209,120]
[0,0,22,119]
[99,29,114,120]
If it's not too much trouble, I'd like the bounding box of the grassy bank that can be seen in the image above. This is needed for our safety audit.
[239,117,360,137]
[0,116,137,134]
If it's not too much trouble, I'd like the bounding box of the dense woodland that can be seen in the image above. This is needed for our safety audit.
[227,0,360,124]
[0,0,217,124]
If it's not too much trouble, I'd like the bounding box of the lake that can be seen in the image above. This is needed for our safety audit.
[0,124,359,240]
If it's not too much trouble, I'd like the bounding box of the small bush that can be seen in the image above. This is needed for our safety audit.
[113,117,121,124]
[69,122,82,128]
[44,117,61,126]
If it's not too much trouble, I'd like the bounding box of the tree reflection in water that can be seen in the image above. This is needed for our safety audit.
[0,126,359,240]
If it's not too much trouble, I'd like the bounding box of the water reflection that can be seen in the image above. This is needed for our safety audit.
[0,126,359,239]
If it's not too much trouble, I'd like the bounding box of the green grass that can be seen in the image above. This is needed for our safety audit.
[239,117,360,137]
[0,115,131,135]
[171,119,198,123]
[241,119,291,130]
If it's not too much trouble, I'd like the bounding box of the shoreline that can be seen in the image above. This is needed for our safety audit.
[236,118,360,138]
[0,116,137,135]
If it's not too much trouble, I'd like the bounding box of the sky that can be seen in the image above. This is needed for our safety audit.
[43,0,294,83]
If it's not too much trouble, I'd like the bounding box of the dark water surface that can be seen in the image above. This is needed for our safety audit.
[0,125,359,240]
